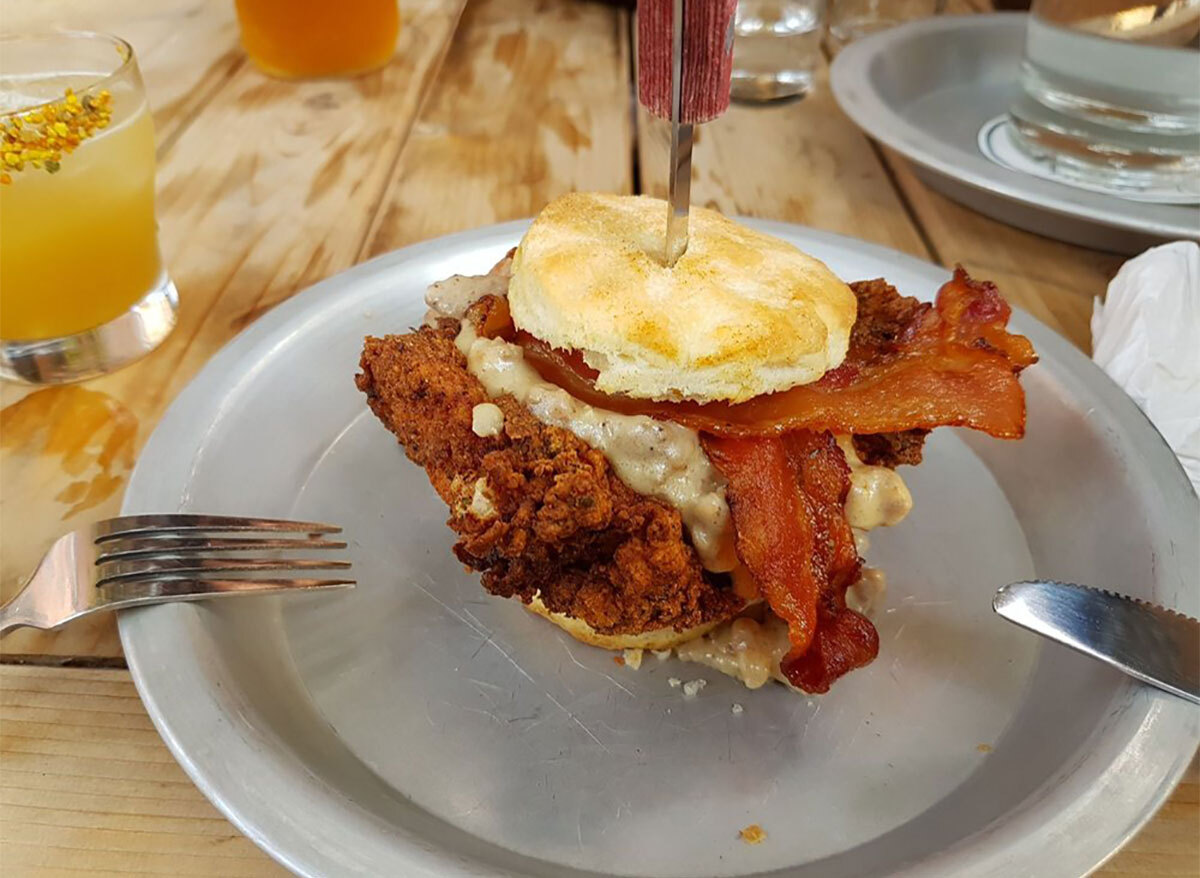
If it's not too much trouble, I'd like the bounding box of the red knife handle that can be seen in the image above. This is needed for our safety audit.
[638,0,737,124]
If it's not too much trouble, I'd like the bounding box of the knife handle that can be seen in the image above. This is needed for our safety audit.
[638,0,737,123]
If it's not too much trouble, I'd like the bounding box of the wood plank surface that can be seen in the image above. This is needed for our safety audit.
[4,0,245,152]
[0,666,287,877]
[1,666,1195,877]
[1,0,469,660]
[362,0,633,254]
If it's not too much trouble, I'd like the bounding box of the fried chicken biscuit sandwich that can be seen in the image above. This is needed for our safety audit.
[357,193,1036,693]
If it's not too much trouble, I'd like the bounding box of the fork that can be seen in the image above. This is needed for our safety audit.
[0,514,354,634]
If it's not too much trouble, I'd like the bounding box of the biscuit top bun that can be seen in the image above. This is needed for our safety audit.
[508,192,856,404]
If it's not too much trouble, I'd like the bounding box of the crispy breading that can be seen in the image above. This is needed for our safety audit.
[852,429,929,468]
[846,278,933,358]
[357,321,741,636]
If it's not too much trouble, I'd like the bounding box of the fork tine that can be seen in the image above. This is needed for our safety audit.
[94,514,342,543]
[95,536,347,562]
[97,557,352,585]
[98,577,356,605]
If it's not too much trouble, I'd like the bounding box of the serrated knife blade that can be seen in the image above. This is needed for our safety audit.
[994,580,1200,705]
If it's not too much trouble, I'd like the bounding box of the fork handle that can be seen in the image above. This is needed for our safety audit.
[0,586,47,634]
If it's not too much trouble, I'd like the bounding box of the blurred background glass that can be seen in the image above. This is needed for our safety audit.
[1008,0,1200,194]
[731,0,827,101]
[234,0,401,79]
[731,0,948,102]
[0,32,176,384]
[828,0,946,47]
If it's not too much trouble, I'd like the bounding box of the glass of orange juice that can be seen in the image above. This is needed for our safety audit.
[234,0,401,79]
[0,32,176,384]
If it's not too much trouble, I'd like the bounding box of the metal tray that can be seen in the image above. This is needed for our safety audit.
[119,220,1197,877]
[830,14,1200,254]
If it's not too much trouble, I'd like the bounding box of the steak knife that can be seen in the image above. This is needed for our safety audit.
[994,580,1200,704]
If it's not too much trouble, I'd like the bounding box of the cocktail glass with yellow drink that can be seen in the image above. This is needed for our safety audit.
[0,32,176,383]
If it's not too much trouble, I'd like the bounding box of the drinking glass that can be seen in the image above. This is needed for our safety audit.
[731,0,828,101]
[1007,0,1200,194]
[234,0,401,79]
[828,0,945,47]
[0,32,176,384]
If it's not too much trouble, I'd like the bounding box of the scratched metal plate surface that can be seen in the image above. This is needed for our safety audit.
[120,221,1199,878]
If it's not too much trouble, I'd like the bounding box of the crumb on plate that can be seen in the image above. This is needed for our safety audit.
[739,824,767,845]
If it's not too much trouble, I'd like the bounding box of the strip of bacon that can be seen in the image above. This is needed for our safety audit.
[493,268,1036,439]
[701,435,819,654]
[784,596,879,694]
[703,430,878,693]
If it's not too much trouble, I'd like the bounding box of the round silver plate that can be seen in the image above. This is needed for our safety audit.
[830,14,1200,255]
[120,220,1198,878]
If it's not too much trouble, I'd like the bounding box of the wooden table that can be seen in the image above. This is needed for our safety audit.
[2,1,1195,875]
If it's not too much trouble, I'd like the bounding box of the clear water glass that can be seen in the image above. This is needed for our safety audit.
[731,0,827,102]
[1008,0,1200,194]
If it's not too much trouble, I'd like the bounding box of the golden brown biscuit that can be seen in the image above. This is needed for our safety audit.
[508,193,856,403]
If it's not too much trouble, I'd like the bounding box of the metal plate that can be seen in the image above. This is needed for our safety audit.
[830,14,1200,254]
[119,220,1198,877]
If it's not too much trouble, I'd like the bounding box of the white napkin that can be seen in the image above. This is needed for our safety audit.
[1091,241,1200,493]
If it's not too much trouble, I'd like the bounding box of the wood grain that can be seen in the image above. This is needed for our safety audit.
[0,0,468,660]
[0,666,287,877]
[363,0,633,255]
[4,0,245,152]
[1,666,1195,877]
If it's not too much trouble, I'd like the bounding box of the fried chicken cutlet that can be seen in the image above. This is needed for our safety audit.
[357,302,742,637]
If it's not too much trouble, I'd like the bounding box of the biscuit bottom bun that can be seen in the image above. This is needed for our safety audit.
[525,595,730,651]
[507,192,857,404]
